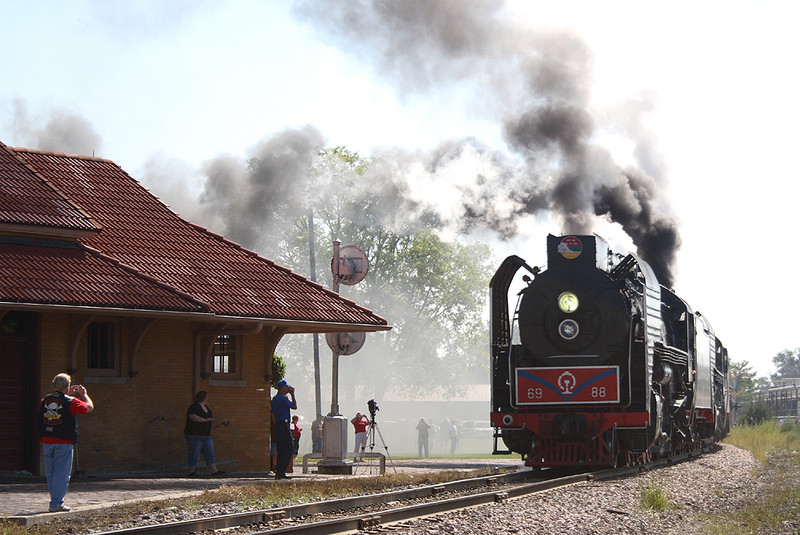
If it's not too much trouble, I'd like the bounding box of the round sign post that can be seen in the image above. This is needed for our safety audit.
[320,240,369,473]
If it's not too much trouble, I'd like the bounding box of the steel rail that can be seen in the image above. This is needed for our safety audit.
[90,448,713,535]
[243,470,616,535]
[247,449,710,535]
[88,469,533,535]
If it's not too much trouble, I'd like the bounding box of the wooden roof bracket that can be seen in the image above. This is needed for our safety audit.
[127,317,157,377]
[68,315,97,373]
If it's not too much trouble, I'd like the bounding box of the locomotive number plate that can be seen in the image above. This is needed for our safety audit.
[515,366,620,405]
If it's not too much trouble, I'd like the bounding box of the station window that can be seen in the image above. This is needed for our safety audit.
[212,334,241,377]
[87,320,119,376]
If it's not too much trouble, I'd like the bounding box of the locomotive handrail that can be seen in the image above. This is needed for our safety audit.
[625,316,635,409]
[506,292,526,409]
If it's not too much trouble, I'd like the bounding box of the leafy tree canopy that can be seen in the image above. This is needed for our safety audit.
[730,360,769,408]
[256,146,496,394]
[271,353,287,388]
[772,348,800,382]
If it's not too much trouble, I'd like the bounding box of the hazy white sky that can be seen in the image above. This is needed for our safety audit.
[3,1,799,379]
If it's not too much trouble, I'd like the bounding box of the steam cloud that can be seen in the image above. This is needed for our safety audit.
[289,0,681,286]
[4,99,102,157]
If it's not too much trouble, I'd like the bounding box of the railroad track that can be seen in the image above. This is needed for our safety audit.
[90,450,709,535]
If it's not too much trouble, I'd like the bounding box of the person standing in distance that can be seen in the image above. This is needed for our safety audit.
[39,373,94,513]
[184,391,223,476]
[351,412,370,461]
[311,414,324,453]
[416,417,432,458]
[290,415,302,457]
[271,379,296,479]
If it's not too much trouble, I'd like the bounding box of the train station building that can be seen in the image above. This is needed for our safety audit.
[0,141,388,475]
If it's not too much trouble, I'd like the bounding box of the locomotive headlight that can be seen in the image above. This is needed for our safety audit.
[558,319,579,340]
[558,291,579,313]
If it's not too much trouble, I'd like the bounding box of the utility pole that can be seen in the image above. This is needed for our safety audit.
[308,209,322,421]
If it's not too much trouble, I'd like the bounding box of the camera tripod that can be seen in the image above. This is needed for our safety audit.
[360,417,396,473]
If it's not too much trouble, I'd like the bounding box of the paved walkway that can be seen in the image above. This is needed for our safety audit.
[1,457,521,525]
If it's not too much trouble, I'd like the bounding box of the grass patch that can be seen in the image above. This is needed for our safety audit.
[699,421,800,534]
[705,483,800,535]
[0,521,41,535]
[723,420,800,465]
[639,479,673,511]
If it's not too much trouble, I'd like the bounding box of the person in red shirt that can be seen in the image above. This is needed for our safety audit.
[351,412,370,461]
[291,415,302,456]
[39,373,94,513]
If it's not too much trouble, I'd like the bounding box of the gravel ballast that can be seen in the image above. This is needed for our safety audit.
[38,443,800,534]
[386,444,798,534]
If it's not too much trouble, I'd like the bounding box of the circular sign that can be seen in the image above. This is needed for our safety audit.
[331,245,369,286]
[325,331,366,355]
[558,236,582,259]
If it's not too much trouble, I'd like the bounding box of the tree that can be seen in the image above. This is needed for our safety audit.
[772,348,800,382]
[271,354,287,388]
[729,360,769,424]
[730,360,759,405]
[261,146,495,394]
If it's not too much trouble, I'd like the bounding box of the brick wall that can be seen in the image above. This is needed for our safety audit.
[37,313,274,474]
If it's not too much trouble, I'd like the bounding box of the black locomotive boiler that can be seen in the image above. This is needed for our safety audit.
[490,235,730,468]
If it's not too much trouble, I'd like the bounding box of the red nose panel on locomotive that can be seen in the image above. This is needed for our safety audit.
[514,235,630,407]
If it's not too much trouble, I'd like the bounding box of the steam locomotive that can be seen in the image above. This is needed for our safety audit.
[490,235,730,467]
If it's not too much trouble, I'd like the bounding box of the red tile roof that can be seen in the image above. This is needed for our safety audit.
[0,240,205,312]
[0,143,387,329]
[0,142,98,235]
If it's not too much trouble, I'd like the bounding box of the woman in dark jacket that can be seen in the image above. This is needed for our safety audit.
[184,391,223,476]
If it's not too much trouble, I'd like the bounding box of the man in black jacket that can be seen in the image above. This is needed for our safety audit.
[39,373,94,512]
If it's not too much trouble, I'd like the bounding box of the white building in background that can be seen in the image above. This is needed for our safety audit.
[755,378,800,421]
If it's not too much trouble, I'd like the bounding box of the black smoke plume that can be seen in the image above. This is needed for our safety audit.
[199,126,324,254]
[292,0,681,286]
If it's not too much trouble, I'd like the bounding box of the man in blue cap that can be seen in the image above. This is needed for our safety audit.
[271,379,297,479]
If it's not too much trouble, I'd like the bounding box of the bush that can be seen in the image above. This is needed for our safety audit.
[742,401,771,425]
[778,419,800,443]
[639,479,671,511]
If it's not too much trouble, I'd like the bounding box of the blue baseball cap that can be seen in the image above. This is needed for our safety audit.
[276,379,291,389]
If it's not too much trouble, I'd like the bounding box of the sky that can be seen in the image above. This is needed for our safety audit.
[2,0,800,382]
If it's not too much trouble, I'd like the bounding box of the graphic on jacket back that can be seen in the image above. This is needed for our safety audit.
[42,398,66,428]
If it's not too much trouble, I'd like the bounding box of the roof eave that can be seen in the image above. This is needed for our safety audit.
[0,302,392,333]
